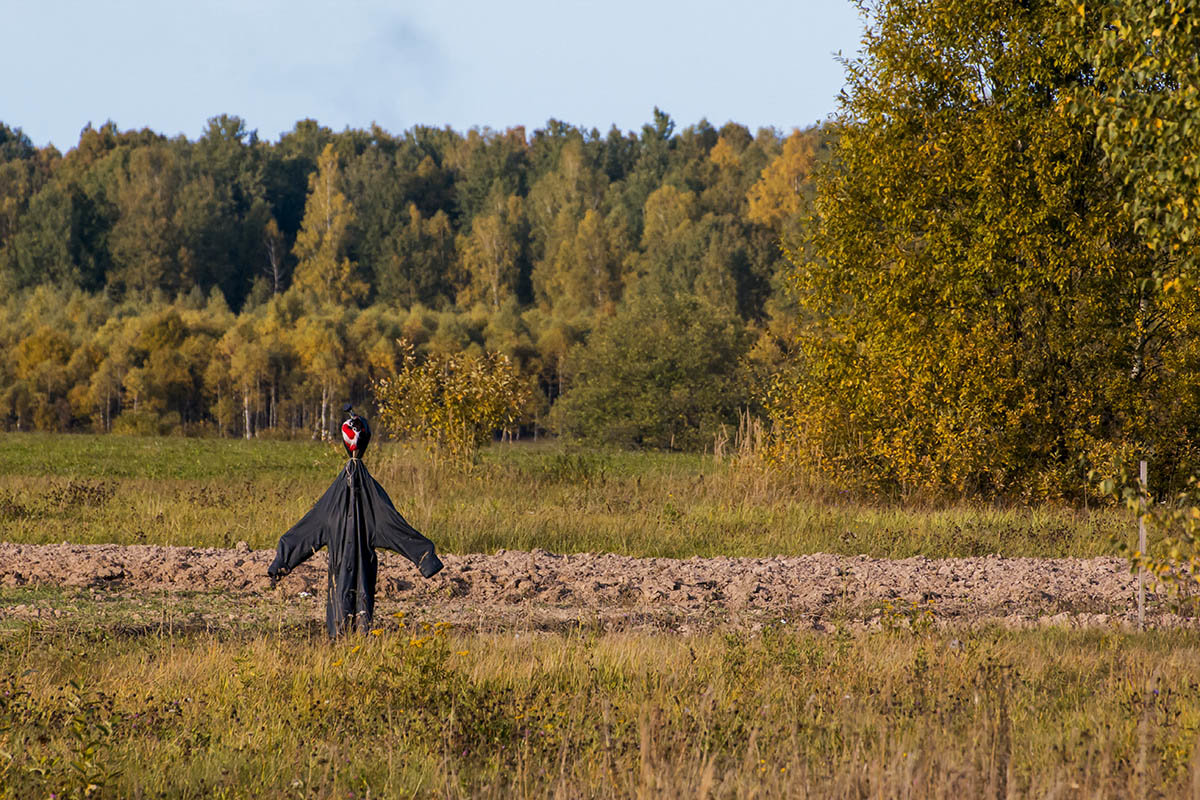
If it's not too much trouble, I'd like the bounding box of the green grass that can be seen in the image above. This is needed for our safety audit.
[0,433,345,480]
[0,432,1132,557]
[0,607,1197,798]
[0,433,1189,798]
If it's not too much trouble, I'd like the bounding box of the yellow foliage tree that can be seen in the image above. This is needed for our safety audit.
[766,0,1195,500]
[373,340,529,465]
[746,129,818,233]
[292,310,347,439]
[457,194,523,310]
[217,317,267,439]
[292,144,366,306]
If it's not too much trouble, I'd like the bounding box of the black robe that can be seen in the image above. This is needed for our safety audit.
[268,438,443,637]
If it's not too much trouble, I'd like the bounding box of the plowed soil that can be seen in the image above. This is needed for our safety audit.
[2,541,1189,632]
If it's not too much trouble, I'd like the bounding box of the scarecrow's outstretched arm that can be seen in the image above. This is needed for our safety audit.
[371,478,443,578]
[268,498,329,579]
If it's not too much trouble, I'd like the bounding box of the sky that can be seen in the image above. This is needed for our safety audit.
[3,0,865,151]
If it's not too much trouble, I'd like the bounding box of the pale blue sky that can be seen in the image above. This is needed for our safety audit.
[4,0,864,150]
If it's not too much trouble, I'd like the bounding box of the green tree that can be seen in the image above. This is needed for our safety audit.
[768,0,1180,499]
[527,135,618,318]
[1072,0,1200,263]
[0,125,58,289]
[193,114,266,306]
[374,203,456,307]
[607,108,676,242]
[457,193,524,310]
[553,293,750,449]
[107,143,184,296]
[10,182,92,289]
[450,126,529,225]
[292,144,365,305]
[626,185,739,314]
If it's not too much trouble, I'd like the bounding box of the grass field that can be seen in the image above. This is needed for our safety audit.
[1,603,1198,798]
[2,432,1192,799]
[0,432,1132,558]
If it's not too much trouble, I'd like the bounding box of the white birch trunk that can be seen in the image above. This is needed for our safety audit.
[243,391,252,440]
[319,385,329,440]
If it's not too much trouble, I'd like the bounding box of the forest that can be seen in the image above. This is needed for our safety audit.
[0,110,819,451]
[5,0,1200,502]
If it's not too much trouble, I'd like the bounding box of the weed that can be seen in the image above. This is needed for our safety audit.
[45,480,116,510]
[879,598,937,636]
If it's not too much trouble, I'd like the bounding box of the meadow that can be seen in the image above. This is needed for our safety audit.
[0,432,1131,559]
[1,606,1198,798]
[2,432,1196,799]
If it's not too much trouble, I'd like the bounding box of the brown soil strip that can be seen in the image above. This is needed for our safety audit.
[0,542,1187,632]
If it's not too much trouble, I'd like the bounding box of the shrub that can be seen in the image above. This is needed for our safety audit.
[372,340,528,465]
[552,293,751,450]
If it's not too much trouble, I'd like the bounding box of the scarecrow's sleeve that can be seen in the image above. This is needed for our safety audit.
[371,478,444,578]
[268,489,332,578]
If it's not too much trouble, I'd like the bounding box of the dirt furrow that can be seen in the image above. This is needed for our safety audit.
[2,541,1182,631]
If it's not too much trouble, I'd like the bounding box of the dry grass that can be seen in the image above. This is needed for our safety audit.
[1,615,1199,798]
[0,433,1130,558]
[0,433,1193,798]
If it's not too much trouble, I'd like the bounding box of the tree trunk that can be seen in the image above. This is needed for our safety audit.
[1131,292,1148,381]
[319,385,329,440]
[243,391,252,440]
[267,240,283,295]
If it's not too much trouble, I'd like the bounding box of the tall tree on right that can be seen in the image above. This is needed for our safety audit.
[768,0,1200,499]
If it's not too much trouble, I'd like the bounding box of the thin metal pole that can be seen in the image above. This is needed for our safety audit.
[1138,460,1147,632]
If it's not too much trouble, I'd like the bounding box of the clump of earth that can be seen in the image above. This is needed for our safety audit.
[0,542,1188,632]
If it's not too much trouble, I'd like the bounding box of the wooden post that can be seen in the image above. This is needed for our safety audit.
[1138,460,1147,632]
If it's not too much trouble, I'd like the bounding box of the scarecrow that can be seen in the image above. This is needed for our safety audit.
[268,404,444,636]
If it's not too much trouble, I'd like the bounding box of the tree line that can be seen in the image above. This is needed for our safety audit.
[8,0,1196,502]
[0,112,823,447]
